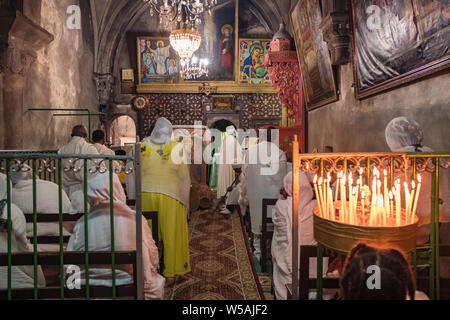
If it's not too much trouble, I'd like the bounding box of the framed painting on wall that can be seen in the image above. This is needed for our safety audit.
[290,0,338,110]
[137,37,180,84]
[239,39,272,85]
[351,0,450,99]
[135,0,276,94]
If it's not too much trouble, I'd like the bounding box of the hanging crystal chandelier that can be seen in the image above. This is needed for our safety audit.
[169,28,202,60]
[145,0,218,28]
[180,56,209,80]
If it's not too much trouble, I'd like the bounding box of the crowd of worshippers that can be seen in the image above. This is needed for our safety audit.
[1,117,450,300]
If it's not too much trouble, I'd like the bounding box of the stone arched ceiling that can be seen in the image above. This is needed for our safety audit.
[90,0,291,75]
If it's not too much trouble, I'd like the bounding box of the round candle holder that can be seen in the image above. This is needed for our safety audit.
[313,203,419,255]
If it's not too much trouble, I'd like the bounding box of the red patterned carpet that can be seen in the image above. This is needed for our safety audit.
[164,207,265,300]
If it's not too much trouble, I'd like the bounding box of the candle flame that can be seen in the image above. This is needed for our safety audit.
[418,174,422,183]
[313,175,317,184]
[360,168,364,175]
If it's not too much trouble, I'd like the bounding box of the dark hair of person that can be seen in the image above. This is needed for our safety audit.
[92,130,105,143]
[340,242,416,300]
[266,126,277,143]
[71,125,88,139]
[115,150,126,156]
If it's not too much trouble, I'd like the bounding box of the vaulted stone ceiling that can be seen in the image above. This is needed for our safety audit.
[89,0,292,75]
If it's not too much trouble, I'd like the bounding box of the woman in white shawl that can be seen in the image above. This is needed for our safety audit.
[0,173,46,289]
[271,171,329,300]
[66,173,164,300]
[385,117,450,245]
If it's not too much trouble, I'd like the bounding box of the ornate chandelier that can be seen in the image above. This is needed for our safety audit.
[180,56,209,80]
[145,0,218,28]
[169,28,202,60]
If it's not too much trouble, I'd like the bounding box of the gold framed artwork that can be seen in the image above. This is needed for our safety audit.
[136,0,275,94]
[290,0,338,110]
[212,95,235,112]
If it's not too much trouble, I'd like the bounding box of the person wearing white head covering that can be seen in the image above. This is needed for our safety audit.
[245,127,287,260]
[58,125,102,198]
[66,173,164,299]
[217,126,244,215]
[140,117,191,278]
[385,117,450,245]
[271,171,329,300]
[10,165,74,252]
[0,173,46,289]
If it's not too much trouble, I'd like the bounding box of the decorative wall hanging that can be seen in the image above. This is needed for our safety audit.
[290,0,338,110]
[211,95,235,112]
[351,0,450,99]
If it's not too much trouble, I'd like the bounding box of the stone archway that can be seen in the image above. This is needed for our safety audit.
[109,114,137,146]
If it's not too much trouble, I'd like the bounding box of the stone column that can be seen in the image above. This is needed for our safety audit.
[0,10,53,149]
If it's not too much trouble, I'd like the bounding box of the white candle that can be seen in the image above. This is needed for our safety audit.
[411,174,422,224]
[314,175,323,217]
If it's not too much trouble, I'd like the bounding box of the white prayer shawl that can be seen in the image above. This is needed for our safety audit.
[271,172,328,300]
[246,141,287,235]
[0,173,46,289]
[11,179,73,251]
[93,143,121,172]
[217,127,243,199]
[58,136,101,198]
[66,174,165,300]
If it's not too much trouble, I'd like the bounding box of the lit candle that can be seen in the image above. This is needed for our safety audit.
[383,170,389,220]
[410,181,416,225]
[389,191,394,227]
[335,172,341,203]
[404,182,411,225]
[411,174,422,224]
[359,168,364,191]
[341,174,347,223]
[313,175,323,217]
[395,180,401,226]
[361,191,366,225]
[370,180,377,226]
[328,187,334,221]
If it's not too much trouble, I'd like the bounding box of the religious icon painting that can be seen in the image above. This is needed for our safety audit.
[290,0,338,110]
[185,0,238,82]
[239,39,272,85]
[137,37,180,85]
[350,0,450,99]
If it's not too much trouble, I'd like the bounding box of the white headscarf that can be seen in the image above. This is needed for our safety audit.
[87,173,127,209]
[149,117,173,145]
[385,117,434,153]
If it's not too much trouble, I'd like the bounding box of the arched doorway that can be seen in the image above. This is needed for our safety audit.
[109,115,137,147]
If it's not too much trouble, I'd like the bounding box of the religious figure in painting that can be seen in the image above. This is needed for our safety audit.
[242,42,267,83]
[167,58,178,75]
[151,40,171,75]
[423,0,450,37]
[219,24,234,76]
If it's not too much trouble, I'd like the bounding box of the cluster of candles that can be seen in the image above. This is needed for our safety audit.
[313,168,422,227]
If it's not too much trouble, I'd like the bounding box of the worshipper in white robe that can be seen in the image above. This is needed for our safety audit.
[385,117,450,244]
[246,127,287,260]
[385,117,450,279]
[10,165,73,252]
[92,130,121,172]
[0,173,46,289]
[217,126,243,198]
[271,171,329,300]
[58,125,101,198]
[66,173,165,300]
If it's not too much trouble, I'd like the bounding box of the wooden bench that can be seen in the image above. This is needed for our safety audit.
[0,251,137,300]
[260,199,277,273]
[287,245,339,300]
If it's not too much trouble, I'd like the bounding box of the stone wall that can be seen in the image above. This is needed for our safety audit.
[308,64,450,153]
[0,0,99,150]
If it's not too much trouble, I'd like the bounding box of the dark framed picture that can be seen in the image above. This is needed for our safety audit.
[186,0,238,82]
[351,0,450,99]
[290,0,338,110]
[137,37,180,84]
[212,95,235,112]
